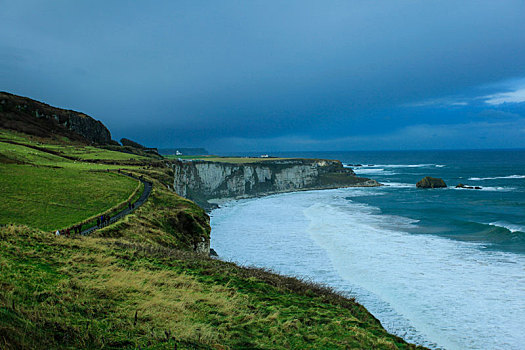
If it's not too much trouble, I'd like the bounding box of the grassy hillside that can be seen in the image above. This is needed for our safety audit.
[0,165,138,230]
[0,225,421,349]
[0,129,153,163]
[0,128,422,349]
[0,131,142,230]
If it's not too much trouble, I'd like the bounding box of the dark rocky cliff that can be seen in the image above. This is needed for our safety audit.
[172,158,379,208]
[0,91,112,144]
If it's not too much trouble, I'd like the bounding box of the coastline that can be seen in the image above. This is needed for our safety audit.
[209,187,439,348]
[210,151,525,350]
[171,157,380,210]
[0,105,422,348]
[206,180,380,210]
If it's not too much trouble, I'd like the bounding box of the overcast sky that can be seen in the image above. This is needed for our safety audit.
[1,1,525,152]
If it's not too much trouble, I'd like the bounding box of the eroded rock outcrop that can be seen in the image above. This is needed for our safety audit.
[172,158,379,207]
[0,91,111,144]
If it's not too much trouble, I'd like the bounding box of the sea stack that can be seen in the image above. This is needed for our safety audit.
[416,176,447,188]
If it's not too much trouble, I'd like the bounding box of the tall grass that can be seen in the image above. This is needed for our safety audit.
[0,225,422,349]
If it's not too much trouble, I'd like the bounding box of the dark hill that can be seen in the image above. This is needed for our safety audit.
[120,137,145,149]
[0,91,112,144]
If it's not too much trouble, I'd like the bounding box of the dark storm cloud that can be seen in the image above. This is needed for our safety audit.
[1,1,525,150]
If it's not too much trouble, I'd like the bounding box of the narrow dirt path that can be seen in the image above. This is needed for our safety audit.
[81,173,152,235]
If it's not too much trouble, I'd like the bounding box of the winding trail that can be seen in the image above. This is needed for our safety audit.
[81,173,152,235]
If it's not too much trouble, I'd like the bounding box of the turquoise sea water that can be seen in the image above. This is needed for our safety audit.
[211,149,525,349]
[286,149,525,254]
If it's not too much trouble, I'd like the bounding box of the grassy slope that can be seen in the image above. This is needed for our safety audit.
[0,129,423,349]
[0,225,420,350]
[0,129,151,162]
[0,136,140,230]
[0,164,137,230]
[92,172,210,252]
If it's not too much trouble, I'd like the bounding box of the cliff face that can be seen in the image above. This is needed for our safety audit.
[172,159,379,207]
[0,91,111,144]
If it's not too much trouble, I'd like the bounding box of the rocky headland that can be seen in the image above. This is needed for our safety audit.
[0,91,112,144]
[172,158,380,209]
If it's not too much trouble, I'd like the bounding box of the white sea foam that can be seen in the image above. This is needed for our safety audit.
[343,189,386,197]
[469,175,525,181]
[345,163,446,176]
[352,168,396,175]
[345,164,445,169]
[452,186,515,192]
[489,221,525,233]
[211,189,525,350]
[381,182,414,188]
[480,186,516,192]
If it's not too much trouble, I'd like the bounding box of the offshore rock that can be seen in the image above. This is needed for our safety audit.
[456,184,482,190]
[417,176,447,188]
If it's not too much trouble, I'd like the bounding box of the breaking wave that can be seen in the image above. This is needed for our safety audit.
[469,175,525,181]
[489,221,525,233]
[344,163,445,169]
[352,168,396,175]
[380,182,414,188]
[452,186,516,192]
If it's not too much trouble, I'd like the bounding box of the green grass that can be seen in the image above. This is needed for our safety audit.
[92,167,210,252]
[0,140,146,170]
[164,154,294,164]
[0,141,70,165]
[44,143,151,161]
[0,130,150,230]
[0,165,138,230]
[205,157,292,164]
[0,129,151,162]
[163,154,221,160]
[0,225,421,349]
[0,128,422,349]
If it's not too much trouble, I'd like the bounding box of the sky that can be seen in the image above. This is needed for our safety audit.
[1,1,525,152]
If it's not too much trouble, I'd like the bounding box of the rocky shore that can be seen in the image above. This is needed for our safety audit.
[172,158,380,208]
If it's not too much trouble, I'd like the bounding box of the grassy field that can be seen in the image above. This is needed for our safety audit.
[0,139,147,171]
[163,154,221,160]
[0,130,145,230]
[44,143,152,161]
[0,129,151,162]
[0,225,421,349]
[164,154,294,164]
[0,165,138,230]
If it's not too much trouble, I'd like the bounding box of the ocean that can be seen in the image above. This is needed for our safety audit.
[210,150,525,350]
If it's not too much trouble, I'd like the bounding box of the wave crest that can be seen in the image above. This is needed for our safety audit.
[469,175,525,181]
[489,221,525,233]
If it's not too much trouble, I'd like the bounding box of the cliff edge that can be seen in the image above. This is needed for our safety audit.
[172,158,379,208]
